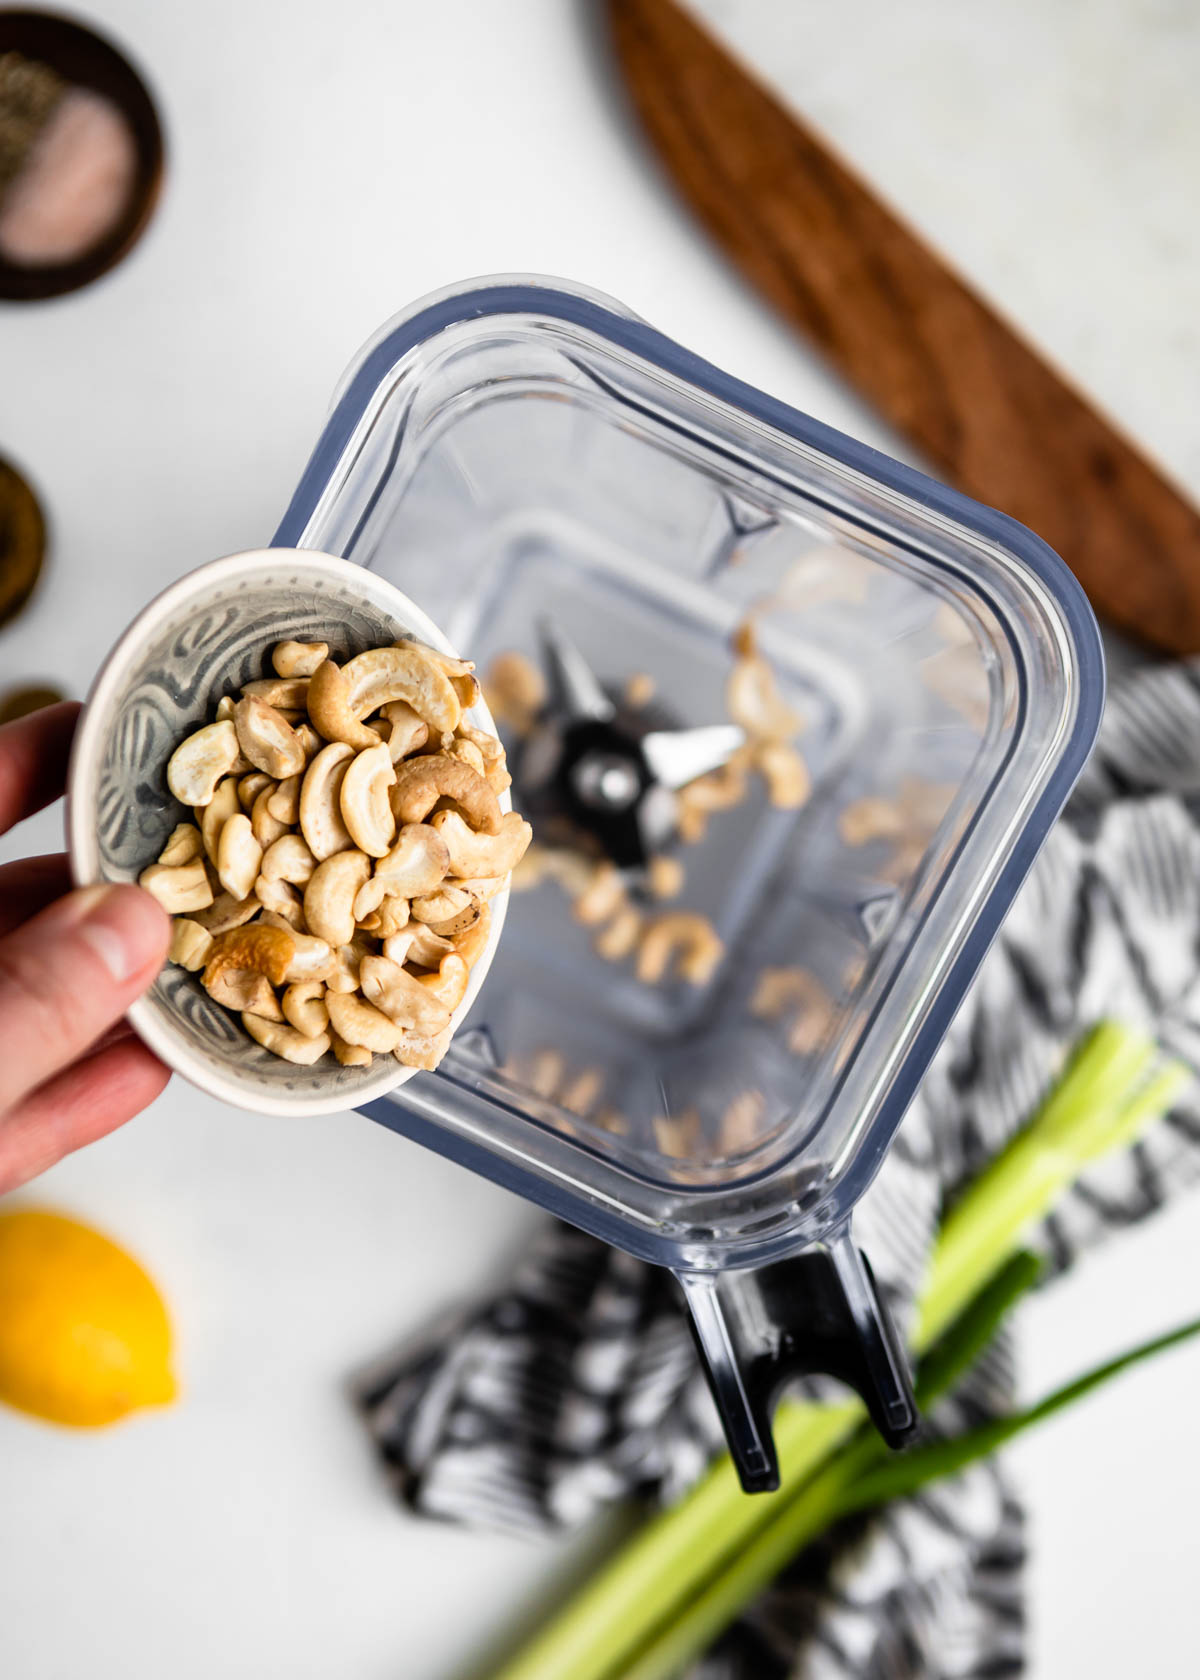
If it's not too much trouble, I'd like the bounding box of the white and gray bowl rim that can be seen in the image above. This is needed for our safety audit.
[66,547,509,1117]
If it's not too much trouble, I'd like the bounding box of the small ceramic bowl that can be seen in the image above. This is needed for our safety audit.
[66,549,508,1116]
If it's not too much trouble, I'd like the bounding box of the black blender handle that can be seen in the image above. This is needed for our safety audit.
[677,1231,918,1493]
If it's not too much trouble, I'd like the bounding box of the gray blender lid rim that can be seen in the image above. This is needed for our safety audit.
[271,278,1106,1271]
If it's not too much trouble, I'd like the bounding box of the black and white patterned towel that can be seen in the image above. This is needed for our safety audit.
[356,658,1200,1679]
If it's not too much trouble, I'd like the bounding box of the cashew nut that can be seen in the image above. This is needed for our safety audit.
[215,695,236,723]
[238,771,274,811]
[411,885,473,927]
[339,742,396,857]
[647,854,684,900]
[241,676,310,710]
[331,1029,372,1067]
[390,754,502,836]
[354,823,449,923]
[272,640,328,679]
[234,695,306,780]
[341,643,461,734]
[396,637,479,709]
[251,784,290,849]
[243,1011,331,1064]
[373,895,412,938]
[636,912,724,986]
[204,923,295,988]
[444,736,485,774]
[426,899,483,939]
[189,887,260,933]
[325,941,368,995]
[753,741,810,809]
[259,911,334,983]
[138,858,214,913]
[430,809,531,879]
[379,700,429,762]
[303,849,371,947]
[260,832,316,886]
[451,902,491,969]
[414,954,469,1013]
[201,776,241,864]
[359,956,452,1034]
[305,660,382,752]
[266,773,302,825]
[207,971,284,1018]
[299,740,355,860]
[727,652,800,742]
[293,721,323,764]
[560,1066,604,1117]
[624,671,656,709]
[168,917,213,970]
[393,1025,453,1071]
[750,967,833,1055]
[483,651,544,733]
[253,876,305,927]
[325,990,405,1052]
[215,812,263,901]
[389,924,452,968]
[282,981,329,1039]
[573,862,625,927]
[455,723,510,793]
[157,823,203,867]
[594,903,642,961]
[167,720,241,807]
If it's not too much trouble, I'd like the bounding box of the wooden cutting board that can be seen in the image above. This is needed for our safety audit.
[607,0,1200,655]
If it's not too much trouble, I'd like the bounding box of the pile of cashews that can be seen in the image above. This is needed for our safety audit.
[139,636,531,1071]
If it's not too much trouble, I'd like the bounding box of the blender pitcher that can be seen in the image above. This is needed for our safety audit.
[274,277,1104,1491]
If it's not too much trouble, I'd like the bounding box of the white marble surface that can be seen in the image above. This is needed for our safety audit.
[1,2,1198,1675]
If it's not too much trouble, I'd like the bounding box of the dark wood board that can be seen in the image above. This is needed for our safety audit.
[607,0,1200,654]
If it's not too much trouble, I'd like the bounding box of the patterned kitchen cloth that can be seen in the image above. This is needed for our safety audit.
[354,656,1200,1679]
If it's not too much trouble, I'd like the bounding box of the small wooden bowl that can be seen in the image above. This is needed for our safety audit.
[0,9,164,301]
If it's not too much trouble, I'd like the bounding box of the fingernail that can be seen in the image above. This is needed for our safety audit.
[71,884,169,984]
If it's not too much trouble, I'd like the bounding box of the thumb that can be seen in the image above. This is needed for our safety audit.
[0,883,170,1113]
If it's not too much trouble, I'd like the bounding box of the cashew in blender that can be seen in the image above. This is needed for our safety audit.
[636,912,724,987]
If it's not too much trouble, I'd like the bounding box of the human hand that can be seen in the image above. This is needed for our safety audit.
[0,702,171,1194]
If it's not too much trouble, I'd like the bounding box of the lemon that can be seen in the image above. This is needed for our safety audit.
[0,1208,176,1427]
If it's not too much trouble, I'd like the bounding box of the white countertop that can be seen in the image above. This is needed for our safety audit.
[2,3,1198,1675]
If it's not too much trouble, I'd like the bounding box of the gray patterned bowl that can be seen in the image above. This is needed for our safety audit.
[66,549,508,1116]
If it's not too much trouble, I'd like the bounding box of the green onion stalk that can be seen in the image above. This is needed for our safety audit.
[484,1023,1192,1680]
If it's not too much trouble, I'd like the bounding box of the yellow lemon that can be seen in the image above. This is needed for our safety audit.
[0,1208,176,1427]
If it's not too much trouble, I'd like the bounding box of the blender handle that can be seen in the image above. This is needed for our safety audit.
[676,1230,917,1493]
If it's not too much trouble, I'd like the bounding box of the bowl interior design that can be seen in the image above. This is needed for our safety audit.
[67,549,505,1115]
